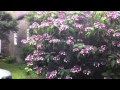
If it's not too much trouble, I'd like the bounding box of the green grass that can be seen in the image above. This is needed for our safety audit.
[0,62,38,79]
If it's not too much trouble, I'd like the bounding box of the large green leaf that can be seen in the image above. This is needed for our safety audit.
[74,43,85,49]
[100,17,106,22]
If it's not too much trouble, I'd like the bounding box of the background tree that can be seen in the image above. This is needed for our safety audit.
[0,11,18,41]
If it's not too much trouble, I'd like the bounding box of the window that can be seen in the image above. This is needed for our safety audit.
[14,33,17,45]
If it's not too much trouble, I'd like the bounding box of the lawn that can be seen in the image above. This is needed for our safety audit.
[0,62,38,79]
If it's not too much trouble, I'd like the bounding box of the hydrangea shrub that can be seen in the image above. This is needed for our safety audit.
[22,11,120,79]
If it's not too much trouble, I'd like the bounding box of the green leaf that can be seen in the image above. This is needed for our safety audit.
[100,17,106,22]
[74,43,85,49]
[111,60,116,68]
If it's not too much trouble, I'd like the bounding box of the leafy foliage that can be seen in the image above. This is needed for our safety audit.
[22,11,120,79]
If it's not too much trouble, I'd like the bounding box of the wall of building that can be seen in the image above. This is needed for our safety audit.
[7,11,30,61]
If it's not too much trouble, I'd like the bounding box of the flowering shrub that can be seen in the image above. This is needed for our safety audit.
[22,11,120,79]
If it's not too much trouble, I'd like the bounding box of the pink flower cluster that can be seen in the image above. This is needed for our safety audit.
[43,33,51,41]
[58,12,65,19]
[70,66,81,73]
[73,48,79,52]
[53,55,60,61]
[46,70,57,79]
[85,27,93,32]
[49,39,60,43]
[113,32,120,37]
[112,41,120,47]
[40,21,53,28]
[53,19,65,26]
[94,22,105,29]
[116,59,120,64]
[73,23,83,29]
[59,25,69,31]
[66,36,74,45]
[107,11,119,19]
[21,39,28,44]
[66,75,72,79]
[99,45,106,53]
[30,22,40,29]
[107,29,114,33]
[71,15,80,20]
[59,51,66,55]
[80,45,94,56]
[25,54,34,61]
[37,44,43,49]
[34,66,43,74]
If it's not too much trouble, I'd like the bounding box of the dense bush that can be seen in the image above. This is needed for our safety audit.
[22,11,120,79]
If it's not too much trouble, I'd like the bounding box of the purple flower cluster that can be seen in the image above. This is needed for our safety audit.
[71,15,80,20]
[43,33,51,41]
[59,25,69,31]
[116,59,120,64]
[80,45,94,56]
[80,49,89,56]
[85,45,94,51]
[37,44,43,49]
[59,51,66,55]
[107,29,114,34]
[34,67,43,74]
[35,56,44,61]
[46,70,57,79]
[66,75,72,79]
[63,57,69,63]
[53,19,65,26]
[85,27,93,32]
[21,39,28,44]
[30,22,40,29]
[25,54,34,61]
[94,22,105,29]
[58,12,65,19]
[53,55,60,61]
[107,11,119,19]
[112,40,120,47]
[27,62,33,66]
[73,23,83,29]
[113,32,120,37]
[73,48,79,52]
[99,45,106,53]
[66,36,74,45]
[83,11,93,18]
[49,39,60,43]
[70,66,81,73]
[40,21,52,28]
